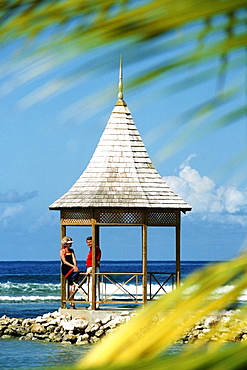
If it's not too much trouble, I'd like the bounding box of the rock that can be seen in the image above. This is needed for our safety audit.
[76,339,89,345]
[43,319,59,327]
[4,325,19,337]
[60,320,75,331]
[46,325,56,333]
[120,311,130,316]
[0,318,11,326]
[54,326,62,334]
[101,315,113,325]
[35,316,47,323]
[22,318,35,328]
[0,324,8,334]
[33,334,49,340]
[1,334,12,339]
[26,332,34,340]
[73,319,88,331]
[31,323,46,334]
[204,316,219,328]
[80,333,90,341]
[42,313,53,319]
[90,336,101,343]
[95,329,104,337]
[10,318,23,325]
[85,323,101,335]
[102,320,118,330]
[50,333,63,342]
[62,333,78,343]
[15,326,28,336]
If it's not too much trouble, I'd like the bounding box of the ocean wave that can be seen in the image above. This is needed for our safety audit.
[0,295,60,302]
[1,282,247,302]
[0,282,60,297]
[0,282,60,289]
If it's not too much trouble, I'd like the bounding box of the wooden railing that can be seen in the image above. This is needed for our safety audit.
[100,272,142,303]
[64,271,176,306]
[148,272,176,299]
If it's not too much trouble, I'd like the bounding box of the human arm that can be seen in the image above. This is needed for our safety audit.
[72,251,79,272]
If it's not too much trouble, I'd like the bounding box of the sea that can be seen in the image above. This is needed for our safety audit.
[0,260,228,369]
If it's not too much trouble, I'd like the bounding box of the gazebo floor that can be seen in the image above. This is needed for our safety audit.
[59,306,136,323]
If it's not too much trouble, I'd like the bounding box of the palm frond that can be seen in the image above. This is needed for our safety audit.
[1,2,246,164]
[78,255,247,368]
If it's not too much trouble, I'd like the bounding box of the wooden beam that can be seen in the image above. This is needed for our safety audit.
[91,219,96,310]
[142,223,147,304]
[60,223,66,308]
[176,212,181,287]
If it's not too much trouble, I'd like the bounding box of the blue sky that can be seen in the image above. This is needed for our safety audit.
[0,40,246,262]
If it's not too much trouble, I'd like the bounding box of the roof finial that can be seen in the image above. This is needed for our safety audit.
[118,54,123,100]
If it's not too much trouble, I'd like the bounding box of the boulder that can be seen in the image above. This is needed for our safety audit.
[31,323,46,334]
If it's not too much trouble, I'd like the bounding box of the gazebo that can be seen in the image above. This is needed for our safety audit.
[49,59,192,310]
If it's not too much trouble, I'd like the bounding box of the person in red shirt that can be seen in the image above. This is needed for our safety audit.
[85,236,101,309]
[86,236,101,274]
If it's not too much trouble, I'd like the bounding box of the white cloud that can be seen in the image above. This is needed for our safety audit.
[0,204,24,227]
[0,189,38,203]
[163,155,247,225]
[0,189,38,228]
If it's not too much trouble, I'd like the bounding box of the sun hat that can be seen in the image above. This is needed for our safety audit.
[61,236,74,245]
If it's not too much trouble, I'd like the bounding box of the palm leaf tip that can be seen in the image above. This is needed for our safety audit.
[78,254,247,368]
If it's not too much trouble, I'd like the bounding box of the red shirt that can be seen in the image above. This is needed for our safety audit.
[86,246,101,267]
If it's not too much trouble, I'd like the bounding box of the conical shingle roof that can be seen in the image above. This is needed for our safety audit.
[49,98,191,212]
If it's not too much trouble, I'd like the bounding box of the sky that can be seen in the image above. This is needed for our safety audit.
[0,32,246,262]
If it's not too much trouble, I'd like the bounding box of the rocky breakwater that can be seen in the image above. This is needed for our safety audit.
[0,311,133,345]
[179,312,247,344]
[1,310,247,346]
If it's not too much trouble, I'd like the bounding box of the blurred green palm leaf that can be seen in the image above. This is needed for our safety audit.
[0,1,246,179]
[79,255,247,368]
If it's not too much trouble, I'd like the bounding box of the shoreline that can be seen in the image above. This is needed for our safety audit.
[0,310,134,345]
[1,309,247,345]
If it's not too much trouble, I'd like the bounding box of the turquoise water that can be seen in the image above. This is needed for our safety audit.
[0,338,90,369]
[0,260,213,368]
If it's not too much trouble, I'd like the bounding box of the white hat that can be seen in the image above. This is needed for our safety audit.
[61,237,74,244]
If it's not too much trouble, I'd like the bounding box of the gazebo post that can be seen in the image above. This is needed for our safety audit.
[91,219,97,310]
[176,211,181,287]
[60,223,66,308]
[142,223,148,304]
[96,226,100,308]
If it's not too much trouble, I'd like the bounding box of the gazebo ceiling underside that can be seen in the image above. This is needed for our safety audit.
[49,100,192,222]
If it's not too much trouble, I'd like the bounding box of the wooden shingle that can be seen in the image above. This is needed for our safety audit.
[49,99,191,212]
